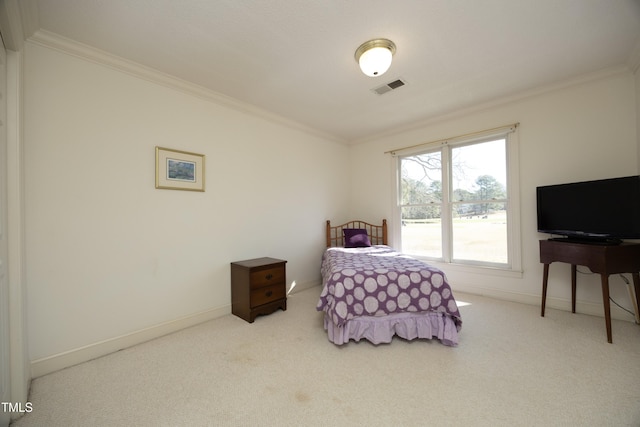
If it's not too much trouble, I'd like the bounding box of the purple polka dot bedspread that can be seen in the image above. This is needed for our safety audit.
[316,245,463,346]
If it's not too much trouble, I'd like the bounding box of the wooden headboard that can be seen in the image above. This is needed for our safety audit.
[326,219,388,247]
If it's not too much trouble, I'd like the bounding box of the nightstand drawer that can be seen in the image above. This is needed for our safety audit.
[251,283,286,307]
[250,266,285,289]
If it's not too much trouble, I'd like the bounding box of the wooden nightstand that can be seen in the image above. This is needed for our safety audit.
[231,257,287,323]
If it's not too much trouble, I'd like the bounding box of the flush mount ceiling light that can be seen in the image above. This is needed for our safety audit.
[354,38,396,77]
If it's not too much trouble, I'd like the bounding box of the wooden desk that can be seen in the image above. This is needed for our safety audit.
[540,239,640,343]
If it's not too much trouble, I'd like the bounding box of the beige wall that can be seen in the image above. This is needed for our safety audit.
[22,37,640,375]
[349,69,638,315]
[23,41,350,370]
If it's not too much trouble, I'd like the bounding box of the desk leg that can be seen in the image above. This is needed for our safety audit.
[571,264,577,314]
[632,273,640,324]
[541,263,549,317]
[600,274,612,343]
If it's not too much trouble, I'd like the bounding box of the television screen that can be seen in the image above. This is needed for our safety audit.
[536,175,640,242]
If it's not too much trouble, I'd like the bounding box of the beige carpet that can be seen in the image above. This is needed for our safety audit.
[11,286,640,426]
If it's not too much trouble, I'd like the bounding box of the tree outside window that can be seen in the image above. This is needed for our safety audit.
[399,138,510,266]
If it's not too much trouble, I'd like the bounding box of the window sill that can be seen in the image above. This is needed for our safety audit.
[419,258,524,279]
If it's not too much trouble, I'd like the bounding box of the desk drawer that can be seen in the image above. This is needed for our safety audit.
[250,266,285,289]
[251,283,285,307]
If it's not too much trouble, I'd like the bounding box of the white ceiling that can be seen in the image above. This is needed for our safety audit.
[19,0,640,143]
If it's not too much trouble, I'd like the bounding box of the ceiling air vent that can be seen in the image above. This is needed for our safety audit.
[371,78,406,95]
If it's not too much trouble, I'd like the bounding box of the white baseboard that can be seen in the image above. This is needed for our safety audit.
[30,304,230,378]
[31,279,321,378]
[453,284,639,323]
[38,280,627,378]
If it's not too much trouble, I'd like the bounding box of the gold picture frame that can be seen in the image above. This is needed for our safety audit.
[155,146,205,191]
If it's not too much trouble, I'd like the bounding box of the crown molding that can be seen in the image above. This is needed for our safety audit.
[351,65,632,145]
[0,0,39,52]
[27,29,344,144]
[17,0,38,39]
[0,0,23,51]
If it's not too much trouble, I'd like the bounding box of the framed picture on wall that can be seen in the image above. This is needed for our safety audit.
[155,146,205,191]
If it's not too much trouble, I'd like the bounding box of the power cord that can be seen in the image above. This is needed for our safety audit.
[575,268,637,319]
[609,296,636,317]
[614,274,638,318]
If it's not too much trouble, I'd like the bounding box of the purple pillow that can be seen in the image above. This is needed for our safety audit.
[344,228,371,248]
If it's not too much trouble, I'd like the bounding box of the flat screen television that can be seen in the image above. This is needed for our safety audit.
[536,175,640,244]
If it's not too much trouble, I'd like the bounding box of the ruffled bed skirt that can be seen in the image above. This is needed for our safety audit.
[323,311,459,346]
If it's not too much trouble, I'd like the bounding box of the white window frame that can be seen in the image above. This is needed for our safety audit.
[390,124,522,275]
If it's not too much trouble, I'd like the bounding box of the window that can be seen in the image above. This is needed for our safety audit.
[395,125,520,271]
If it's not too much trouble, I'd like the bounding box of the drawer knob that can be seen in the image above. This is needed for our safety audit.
[265,273,273,280]
[265,290,273,297]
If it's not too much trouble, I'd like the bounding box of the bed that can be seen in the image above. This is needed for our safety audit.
[316,220,462,346]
